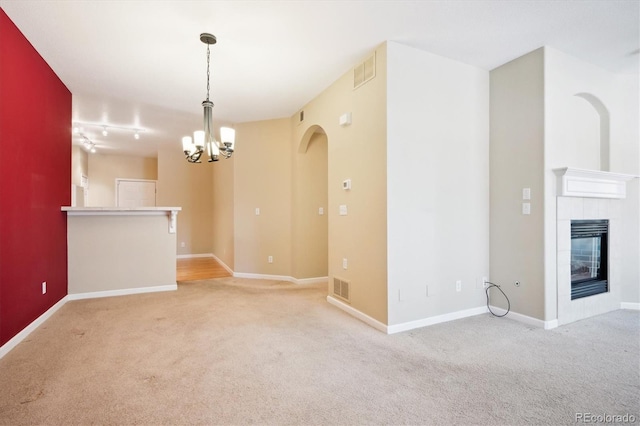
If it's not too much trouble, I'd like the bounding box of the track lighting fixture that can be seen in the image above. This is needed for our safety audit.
[72,122,144,140]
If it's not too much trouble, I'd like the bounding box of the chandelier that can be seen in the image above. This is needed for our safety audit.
[182,33,235,163]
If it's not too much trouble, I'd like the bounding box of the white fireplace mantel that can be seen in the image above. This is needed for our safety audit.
[554,167,638,199]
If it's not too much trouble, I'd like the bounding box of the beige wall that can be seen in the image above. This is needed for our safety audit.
[67,214,176,294]
[211,149,235,269]
[87,153,157,206]
[292,132,328,279]
[292,44,388,323]
[71,145,88,187]
[490,48,546,319]
[233,118,292,275]
[157,148,213,256]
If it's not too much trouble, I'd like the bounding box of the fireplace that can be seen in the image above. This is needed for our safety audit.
[555,169,635,326]
[571,219,608,300]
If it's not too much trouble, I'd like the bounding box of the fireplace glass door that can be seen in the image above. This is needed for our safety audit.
[570,220,608,300]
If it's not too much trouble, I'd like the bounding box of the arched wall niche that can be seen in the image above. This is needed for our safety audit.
[574,93,610,172]
[298,124,326,154]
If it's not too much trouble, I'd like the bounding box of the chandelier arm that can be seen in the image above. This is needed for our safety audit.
[185,147,204,163]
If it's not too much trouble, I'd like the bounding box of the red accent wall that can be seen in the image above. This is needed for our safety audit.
[0,8,71,346]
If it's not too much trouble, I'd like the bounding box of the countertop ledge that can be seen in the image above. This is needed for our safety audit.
[62,207,182,214]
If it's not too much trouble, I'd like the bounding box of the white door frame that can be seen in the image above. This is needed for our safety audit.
[115,178,157,207]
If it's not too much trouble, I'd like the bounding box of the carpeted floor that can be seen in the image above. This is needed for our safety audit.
[0,277,638,425]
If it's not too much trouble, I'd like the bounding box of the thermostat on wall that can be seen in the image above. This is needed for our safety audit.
[342,179,351,190]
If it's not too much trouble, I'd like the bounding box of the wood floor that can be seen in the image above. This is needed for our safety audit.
[176,257,231,282]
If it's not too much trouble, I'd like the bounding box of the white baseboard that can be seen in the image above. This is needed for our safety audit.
[211,254,234,275]
[0,296,68,360]
[233,272,292,281]
[326,296,388,333]
[489,305,558,329]
[176,253,214,259]
[233,272,328,286]
[387,306,489,334]
[294,276,328,285]
[326,297,561,334]
[621,302,640,310]
[67,284,178,301]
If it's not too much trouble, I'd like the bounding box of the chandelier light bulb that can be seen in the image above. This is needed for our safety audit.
[134,132,140,140]
[182,136,194,154]
[220,127,235,149]
[102,127,108,137]
[193,130,205,149]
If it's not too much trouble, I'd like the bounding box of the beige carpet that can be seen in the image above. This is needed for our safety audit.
[0,277,638,425]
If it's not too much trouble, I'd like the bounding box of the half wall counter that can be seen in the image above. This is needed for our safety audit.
[61,207,182,298]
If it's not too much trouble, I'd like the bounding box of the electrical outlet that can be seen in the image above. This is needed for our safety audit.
[268,255,273,263]
[456,280,462,292]
[425,285,430,297]
[180,241,185,248]
[483,277,489,288]
[398,289,404,302]
[42,281,46,294]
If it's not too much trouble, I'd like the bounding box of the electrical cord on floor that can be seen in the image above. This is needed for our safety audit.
[485,281,510,317]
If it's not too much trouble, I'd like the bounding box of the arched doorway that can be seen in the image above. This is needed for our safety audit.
[293,125,328,280]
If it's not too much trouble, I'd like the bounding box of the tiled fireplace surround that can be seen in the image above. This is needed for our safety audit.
[556,196,621,325]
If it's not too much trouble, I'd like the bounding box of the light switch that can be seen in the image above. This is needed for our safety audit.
[255,208,260,215]
[522,202,531,215]
[318,207,324,215]
[522,188,531,200]
[342,258,348,269]
[339,205,348,216]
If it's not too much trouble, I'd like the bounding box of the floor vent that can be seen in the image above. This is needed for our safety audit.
[333,277,350,302]
[353,52,376,89]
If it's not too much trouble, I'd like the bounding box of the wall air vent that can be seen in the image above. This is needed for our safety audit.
[353,52,376,89]
[333,277,350,302]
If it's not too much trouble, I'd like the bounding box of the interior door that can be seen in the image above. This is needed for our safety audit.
[116,179,157,207]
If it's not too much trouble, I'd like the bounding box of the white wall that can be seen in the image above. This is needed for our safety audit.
[67,213,176,294]
[544,47,640,311]
[386,42,489,326]
[615,74,640,304]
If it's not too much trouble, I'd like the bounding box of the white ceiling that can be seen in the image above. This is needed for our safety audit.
[1,0,638,157]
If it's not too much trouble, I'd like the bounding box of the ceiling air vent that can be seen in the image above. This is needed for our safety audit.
[333,277,350,302]
[353,52,376,89]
